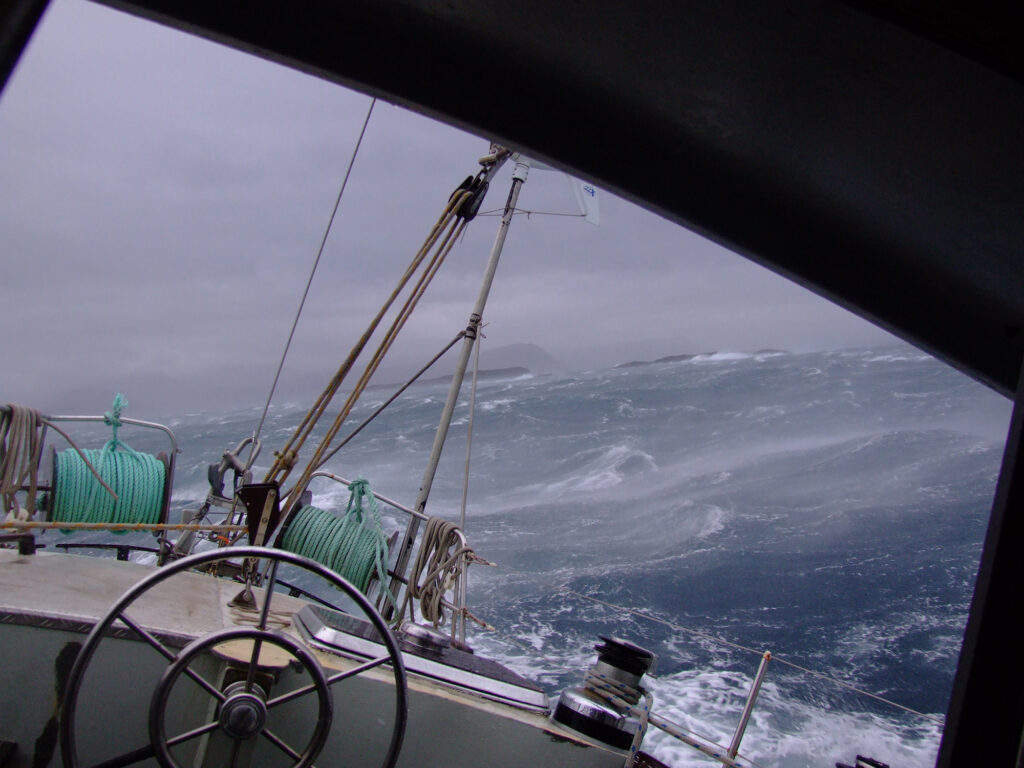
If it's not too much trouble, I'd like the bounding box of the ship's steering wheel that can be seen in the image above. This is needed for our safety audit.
[59,546,407,768]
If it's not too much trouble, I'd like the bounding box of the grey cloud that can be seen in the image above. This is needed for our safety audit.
[1,0,895,416]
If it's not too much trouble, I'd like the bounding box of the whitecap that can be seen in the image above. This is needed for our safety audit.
[696,505,728,539]
[543,444,659,494]
[480,398,516,412]
[866,353,933,363]
[644,669,943,768]
[692,352,753,363]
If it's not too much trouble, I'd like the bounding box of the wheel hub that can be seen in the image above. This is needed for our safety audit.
[219,682,268,740]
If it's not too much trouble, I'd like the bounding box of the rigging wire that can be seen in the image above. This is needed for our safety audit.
[173,103,933,747]
[268,198,471,503]
[477,207,585,219]
[0,521,245,533]
[313,331,466,472]
[250,97,377,455]
[265,188,468,484]
[258,148,509,542]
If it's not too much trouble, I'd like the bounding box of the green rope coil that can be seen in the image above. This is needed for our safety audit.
[282,478,395,608]
[51,394,166,533]
[53,450,165,530]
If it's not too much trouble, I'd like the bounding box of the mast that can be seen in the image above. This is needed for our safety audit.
[388,157,530,610]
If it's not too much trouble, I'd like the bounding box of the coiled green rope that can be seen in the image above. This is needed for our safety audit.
[52,394,165,532]
[282,478,395,608]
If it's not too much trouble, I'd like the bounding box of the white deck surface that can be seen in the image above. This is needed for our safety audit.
[1,548,242,636]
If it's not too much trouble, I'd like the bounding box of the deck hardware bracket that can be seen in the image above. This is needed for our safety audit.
[0,533,35,555]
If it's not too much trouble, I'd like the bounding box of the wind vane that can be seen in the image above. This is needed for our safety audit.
[514,154,601,225]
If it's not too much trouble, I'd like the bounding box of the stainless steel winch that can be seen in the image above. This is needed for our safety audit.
[552,635,657,750]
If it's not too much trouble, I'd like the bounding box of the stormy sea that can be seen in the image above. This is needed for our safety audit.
[51,345,1010,767]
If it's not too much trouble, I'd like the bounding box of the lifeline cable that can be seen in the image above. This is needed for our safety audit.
[549,582,945,725]
[0,521,245,532]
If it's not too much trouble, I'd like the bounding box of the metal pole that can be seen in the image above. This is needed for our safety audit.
[460,329,483,531]
[728,650,771,758]
[387,160,529,616]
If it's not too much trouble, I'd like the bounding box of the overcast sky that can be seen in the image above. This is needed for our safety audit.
[0,0,897,415]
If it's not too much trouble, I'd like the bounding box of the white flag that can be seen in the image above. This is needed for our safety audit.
[571,177,600,226]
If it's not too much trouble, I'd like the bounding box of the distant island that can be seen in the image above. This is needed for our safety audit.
[360,343,564,394]
[368,366,533,393]
[615,349,788,369]
[474,343,564,374]
[615,353,705,368]
[413,367,531,387]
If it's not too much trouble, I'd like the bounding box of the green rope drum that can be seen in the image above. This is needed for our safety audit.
[52,448,166,528]
[281,478,394,604]
[50,394,167,531]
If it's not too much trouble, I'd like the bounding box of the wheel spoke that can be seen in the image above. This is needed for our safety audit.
[244,634,265,692]
[325,655,392,686]
[86,743,155,768]
[166,719,222,747]
[261,727,301,761]
[267,655,390,709]
[115,610,174,661]
[117,611,226,702]
[181,667,226,703]
[257,558,281,631]
[243,559,281,692]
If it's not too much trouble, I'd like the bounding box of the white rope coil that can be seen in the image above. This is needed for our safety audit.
[1,405,45,517]
[400,517,482,627]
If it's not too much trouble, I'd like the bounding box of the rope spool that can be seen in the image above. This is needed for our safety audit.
[52,447,166,531]
[280,478,394,606]
[49,394,167,532]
